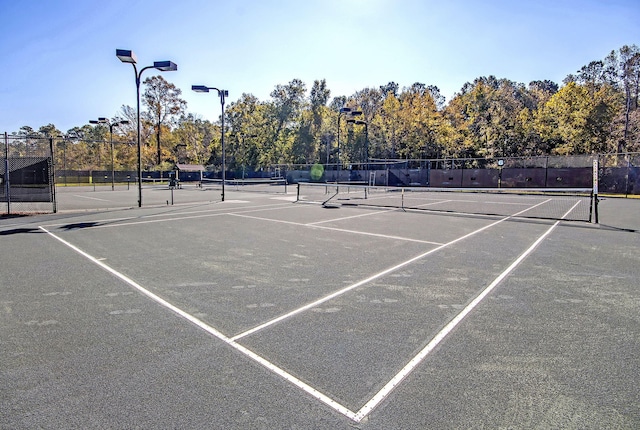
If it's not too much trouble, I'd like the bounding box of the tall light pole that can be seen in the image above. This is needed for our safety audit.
[90,117,129,190]
[116,49,177,207]
[192,85,228,201]
[337,107,362,182]
[347,118,369,169]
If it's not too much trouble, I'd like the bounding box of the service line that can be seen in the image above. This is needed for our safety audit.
[230,210,527,341]
[228,212,444,246]
[72,194,111,201]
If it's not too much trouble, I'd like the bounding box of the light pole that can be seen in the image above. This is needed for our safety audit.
[337,107,362,182]
[61,131,82,186]
[116,49,177,207]
[192,85,228,201]
[90,117,130,190]
[347,119,369,169]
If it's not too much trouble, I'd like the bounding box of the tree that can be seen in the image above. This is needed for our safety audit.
[38,124,62,138]
[225,93,268,170]
[266,79,307,164]
[535,82,622,154]
[304,79,332,164]
[142,75,187,166]
[380,81,399,99]
[609,45,640,149]
[397,83,442,159]
[173,114,217,166]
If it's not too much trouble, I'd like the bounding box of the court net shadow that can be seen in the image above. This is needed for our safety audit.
[60,222,102,230]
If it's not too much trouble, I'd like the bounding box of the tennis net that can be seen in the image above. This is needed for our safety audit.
[200,177,288,193]
[295,183,597,222]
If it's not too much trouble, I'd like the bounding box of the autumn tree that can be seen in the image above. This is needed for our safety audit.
[225,93,268,170]
[142,75,187,166]
[264,79,307,165]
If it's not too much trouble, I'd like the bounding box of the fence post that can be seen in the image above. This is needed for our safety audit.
[50,137,57,213]
[544,156,549,188]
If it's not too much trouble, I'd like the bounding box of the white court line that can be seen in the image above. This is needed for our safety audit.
[41,202,296,230]
[72,194,111,201]
[229,211,533,341]
[231,198,555,341]
[38,197,568,423]
[228,212,444,246]
[306,208,395,225]
[38,225,359,421]
[351,200,581,421]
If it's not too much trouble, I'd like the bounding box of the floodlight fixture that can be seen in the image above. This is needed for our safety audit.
[346,119,369,166]
[336,107,364,178]
[192,84,228,201]
[116,49,137,64]
[154,61,177,71]
[116,48,178,207]
[89,117,131,191]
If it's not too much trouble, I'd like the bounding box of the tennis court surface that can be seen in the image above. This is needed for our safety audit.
[2,185,639,428]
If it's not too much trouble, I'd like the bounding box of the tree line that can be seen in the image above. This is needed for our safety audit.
[10,44,640,173]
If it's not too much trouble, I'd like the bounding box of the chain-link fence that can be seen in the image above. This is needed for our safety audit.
[1,134,55,215]
[277,154,639,195]
[598,153,640,196]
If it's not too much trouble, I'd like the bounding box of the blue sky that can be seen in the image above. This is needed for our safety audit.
[1,0,638,133]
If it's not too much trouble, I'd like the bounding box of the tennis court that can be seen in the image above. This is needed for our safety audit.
[2,185,639,428]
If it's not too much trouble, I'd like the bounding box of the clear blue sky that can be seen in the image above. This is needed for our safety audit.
[1,0,638,133]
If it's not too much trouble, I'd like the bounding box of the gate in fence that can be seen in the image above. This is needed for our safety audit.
[1,133,56,215]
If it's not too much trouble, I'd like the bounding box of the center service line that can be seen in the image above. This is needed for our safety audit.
[230,199,551,342]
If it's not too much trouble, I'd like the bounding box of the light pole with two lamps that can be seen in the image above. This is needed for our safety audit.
[192,85,228,201]
[89,117,130,190]
[116,49,177,207]
[337,107,362,182]
[346,118,369,170]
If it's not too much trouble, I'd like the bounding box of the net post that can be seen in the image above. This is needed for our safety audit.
[592,158,599,223]
[296,183,300,202]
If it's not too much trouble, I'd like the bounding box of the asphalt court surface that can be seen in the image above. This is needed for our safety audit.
[2,187,639,428]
